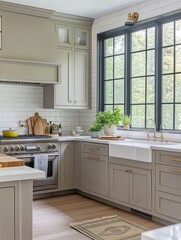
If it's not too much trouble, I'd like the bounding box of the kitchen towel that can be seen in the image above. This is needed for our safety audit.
[34,154,48,178]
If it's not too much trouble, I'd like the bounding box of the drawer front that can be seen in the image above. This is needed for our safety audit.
[156,164,181,196]
[82,152,108,162]
[81,142,108,156]
[156,150,181,166]
[155,191,181,221]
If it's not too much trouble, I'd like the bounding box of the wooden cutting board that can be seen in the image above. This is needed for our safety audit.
[0,154,24,168]
[98,136,125,140]
[34,116,45,135]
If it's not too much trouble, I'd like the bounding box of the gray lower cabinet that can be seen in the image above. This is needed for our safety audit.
[81,142,109,199]
[109,163,152,211]
[155,150,181,222]
[60,141,74,190]
[0,187,15,240]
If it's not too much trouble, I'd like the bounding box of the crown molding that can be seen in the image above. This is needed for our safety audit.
[0,2,54,19]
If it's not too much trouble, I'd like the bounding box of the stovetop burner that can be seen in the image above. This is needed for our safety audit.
[0,134,53,140]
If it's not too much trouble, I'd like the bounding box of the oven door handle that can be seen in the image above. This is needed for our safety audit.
[14,153,60,159]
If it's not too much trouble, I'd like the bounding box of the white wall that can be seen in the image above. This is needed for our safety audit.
[0,84,80,135]
[79,0,181,130]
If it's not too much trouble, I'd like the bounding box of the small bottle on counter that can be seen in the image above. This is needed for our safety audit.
[58,124,62,136]
[49,121,53,134]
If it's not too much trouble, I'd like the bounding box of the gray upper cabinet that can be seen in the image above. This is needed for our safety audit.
[44,22,92,109]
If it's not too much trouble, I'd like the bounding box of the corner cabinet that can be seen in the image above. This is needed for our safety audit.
[59,141,74,190]
[43,21,92,109]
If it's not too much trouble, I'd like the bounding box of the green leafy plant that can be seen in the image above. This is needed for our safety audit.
[96,107,122,127]
[52,123,59,131]
[121,114,131,126]
[88,121,102,132]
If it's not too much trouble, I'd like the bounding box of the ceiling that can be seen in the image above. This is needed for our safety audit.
[1,0,146,18]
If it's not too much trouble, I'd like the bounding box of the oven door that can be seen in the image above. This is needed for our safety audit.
[16,152,59,192]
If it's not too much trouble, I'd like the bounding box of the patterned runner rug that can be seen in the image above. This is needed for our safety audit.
[70,215,148,240]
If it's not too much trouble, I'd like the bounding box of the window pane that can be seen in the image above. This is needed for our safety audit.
[105,81,113,104]
[131,105,145,128]
[114,55,124,79]
[147,27,155,49]
[146,105,155,126]
[162,47,174,74]
[131,52,145,77]
[105,105,113,111]
[162,104,173,129]
[176,45,181,72]
[175,74,181,102]
[105,57,113,79]
[175,104,181,129]
[114,36,124,54]
[115,105,124,115]
[105,38,113,56]
[176,20,181,44]
[131,30,146,52]
[162,75,174,103]
[114,80,124,103]
[162,22,174,46]
[147,77,155,103]
[147,50,155,75]
[131,77,145,103]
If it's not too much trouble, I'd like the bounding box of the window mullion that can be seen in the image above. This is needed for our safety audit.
[155,23,162,131]
[125,32,131,115]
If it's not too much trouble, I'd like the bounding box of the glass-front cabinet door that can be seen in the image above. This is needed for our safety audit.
[56,24,72,48]
[74,27,89,49]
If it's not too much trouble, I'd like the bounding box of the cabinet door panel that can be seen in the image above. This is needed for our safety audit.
[74,51,89,107]
[0,187,14,240]
[55,49,73,106]
[109,164,129,204]
[60,142,74,190]
[81,153,108,197]
[130,168,152,210]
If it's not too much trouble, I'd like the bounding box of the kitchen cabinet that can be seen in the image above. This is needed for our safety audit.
[0,186,14,240]
[74,141,81,190]
[60,141,74,190]
[109,162,152,211]
[44,23,91,109]
[155,150,181,222]
[81,142,109,199]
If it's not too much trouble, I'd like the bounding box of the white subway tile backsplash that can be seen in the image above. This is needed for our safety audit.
[0,84,80,135]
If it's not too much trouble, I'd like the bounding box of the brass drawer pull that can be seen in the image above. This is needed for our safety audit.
[170,168,181,173]
[169,158,181,162]
[86,147,100,151]
[86,155,100,160]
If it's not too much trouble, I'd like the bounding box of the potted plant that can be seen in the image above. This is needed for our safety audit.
[121,114,131,130]
[96,107,122,136]
[88,121,102,138]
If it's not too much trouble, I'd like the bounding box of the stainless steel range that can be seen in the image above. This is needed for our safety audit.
[0,135,59,193]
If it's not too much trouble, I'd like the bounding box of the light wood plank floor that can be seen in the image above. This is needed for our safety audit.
[33,194,163,240]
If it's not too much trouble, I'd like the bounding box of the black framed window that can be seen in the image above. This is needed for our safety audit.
[98,11,181,131]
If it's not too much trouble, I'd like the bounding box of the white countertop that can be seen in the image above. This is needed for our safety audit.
[0,166,45,182]
[141,223,181,240]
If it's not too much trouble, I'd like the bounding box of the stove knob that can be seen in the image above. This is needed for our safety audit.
[15,145,20,151]
[52,143,56,149]
[20,145,26,151]
[37,145,41,151]
[3,146,9,152]
[10,145,15,151]
[47,144,52,149]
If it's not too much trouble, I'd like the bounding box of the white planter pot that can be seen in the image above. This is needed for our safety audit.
[103,125,117,136]
[90,131,100,138]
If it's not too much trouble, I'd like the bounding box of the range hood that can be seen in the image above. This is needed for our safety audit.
[0,58,61,85]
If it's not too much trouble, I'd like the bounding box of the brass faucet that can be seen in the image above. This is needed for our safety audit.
[160,123,167,142]
[147,118,157,141]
